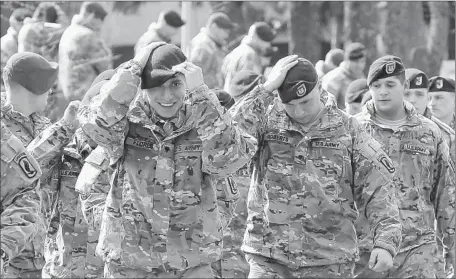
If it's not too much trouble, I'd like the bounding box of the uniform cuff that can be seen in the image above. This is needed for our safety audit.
[373,240,397,258]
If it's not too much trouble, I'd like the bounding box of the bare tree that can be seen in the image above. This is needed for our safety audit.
[426,1,451,76]
[289,1,322,63]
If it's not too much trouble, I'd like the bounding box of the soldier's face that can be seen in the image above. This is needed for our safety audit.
[283,87,323,125]
[429,91,455,120]
[403,88,428,115]
[31,90,49,113]
[143,74,186,119]
[370,76,406,115]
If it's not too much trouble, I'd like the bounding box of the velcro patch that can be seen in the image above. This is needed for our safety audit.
[175,144,202,153]
[377,154,395,173]
[60,170,80,177]
[265,133,290,144]
[311,140,342,149]
[14,152,38,178]
[125,138,156,150]
[402,144,430,155]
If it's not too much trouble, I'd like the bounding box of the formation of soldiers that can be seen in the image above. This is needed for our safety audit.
[1,2,455,279]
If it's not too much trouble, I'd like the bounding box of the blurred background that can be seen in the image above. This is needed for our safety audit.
[1,1,454,77]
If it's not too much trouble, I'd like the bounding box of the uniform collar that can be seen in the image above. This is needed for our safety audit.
[1,103,52,137]
[360,99,421,128]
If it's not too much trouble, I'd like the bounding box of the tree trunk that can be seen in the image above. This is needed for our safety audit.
[379,2,427,67]
[426,1,450,76]
[343,1,380,76]
[289,1,321,64]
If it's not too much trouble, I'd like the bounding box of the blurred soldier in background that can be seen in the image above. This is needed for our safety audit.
[355,55,455,278]
[1,8,32,82]
[428,76,455,130]
[322,42,367,110]
[187,12,236,89]
[58,1,112,121]
[134,10,185,53]
[315,48,344,79]
[345,78,368,115]
[222,22,276,92]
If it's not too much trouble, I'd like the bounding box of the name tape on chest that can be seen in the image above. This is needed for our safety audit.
[402,144,431,155]
[13,152,38,179]
[125,138,156,150]
[265,133,291,144]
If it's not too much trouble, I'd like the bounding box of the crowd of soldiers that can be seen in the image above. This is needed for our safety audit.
[0,2,455,279]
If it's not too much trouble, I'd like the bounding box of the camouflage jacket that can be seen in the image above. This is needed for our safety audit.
[18,20,66,63]
[187,28,227,89]
[355,101,455,259]
[424,107,456,163]
[232,87,402,268]
[321,61,365,110]
[58,15,113,102]
[134,22,171,54]
[1,103,77,271]
[1,122,42,275]
[1,27,19,78]
[78,64,258,272]
[221,39,264,92]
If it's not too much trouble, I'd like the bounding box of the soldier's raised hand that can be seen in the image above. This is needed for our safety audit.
[369,248,393,273]
[263,54,299,92]
[172,61,204,92]
[62,100,81,129]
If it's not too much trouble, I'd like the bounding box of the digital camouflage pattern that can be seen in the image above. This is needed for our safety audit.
[187,28,227,89]
[58,15,113,103]
[1,103,77,276]
[221,39,264,92]
[43,130,110,279]
[230,87,402,269]
[78,64,258,276]
[424,106,456,163]
[1,122,42,278]
[354,100,455,278]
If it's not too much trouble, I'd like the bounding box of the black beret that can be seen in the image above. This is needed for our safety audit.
[346,78,369,104]
[208,12,236,30]
[213,89,235,109]
[405,68,429,89]
[367,55,405,85]
[429,76,455,93]
[229,70,264,98]
[3,52,58,95]
[80,2,107,20]
[141,43,187,89]
[326,48,344,67]
[278,58,318,104]
[344,42,366,61]
[253,22,276,42]
[163,10,185,28]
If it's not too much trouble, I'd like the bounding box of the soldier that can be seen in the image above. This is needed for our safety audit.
[230,55,402,278]
[222,22,276,92]
[428,76,455,129]
[134,10,185,53]
[1,122,42,278]
[43,70,115,279]
[1,52,80,278]
[404,69,455,163]
[260,46,278,77]
[18,2,68,62]
[77,42,259,278]
[187,13,236,89]
[354,55,455,278]
[321,42,367,110]
[1,8,32,79]
[314,48,344,79]
[345,78,369,115]
[58,1,112,120]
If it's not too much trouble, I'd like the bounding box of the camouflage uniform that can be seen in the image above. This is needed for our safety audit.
[134,23,171,54]
[58,15,113,110]
[77,62,258,278]
[1,122,42,278]
[354,101,455,278]
[1,28,19,81]
[43,131,110,279]
[221,39,264,92]
[321,61,365,110]
[230,87,402,278]
[1,103,77,278]
[424,107,456,164]
[187,28,227,89]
